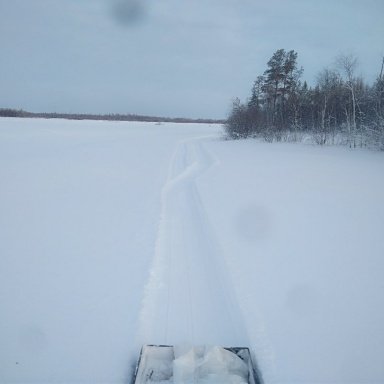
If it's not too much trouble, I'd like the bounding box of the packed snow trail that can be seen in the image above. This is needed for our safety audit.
[138,136,249,347]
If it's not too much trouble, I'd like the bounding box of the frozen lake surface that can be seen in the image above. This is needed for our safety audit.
[1,118,384,383]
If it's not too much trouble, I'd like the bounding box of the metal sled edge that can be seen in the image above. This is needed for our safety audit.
[131,344,263,384]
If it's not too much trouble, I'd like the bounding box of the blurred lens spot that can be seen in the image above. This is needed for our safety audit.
[285,283,319,317]
[19,324,47,352]
[234,205,271,243]
[111,0,146,26]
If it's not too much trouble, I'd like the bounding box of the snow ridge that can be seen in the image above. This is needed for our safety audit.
[138,136,249,347]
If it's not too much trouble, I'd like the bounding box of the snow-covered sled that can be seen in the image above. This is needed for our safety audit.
[132,344,262,384]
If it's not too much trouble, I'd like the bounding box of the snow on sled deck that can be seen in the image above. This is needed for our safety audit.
[132,345,262,384]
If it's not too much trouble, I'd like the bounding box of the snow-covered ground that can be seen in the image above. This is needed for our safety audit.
[1,118,384,383]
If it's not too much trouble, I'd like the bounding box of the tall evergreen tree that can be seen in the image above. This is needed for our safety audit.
[262,49,302,130]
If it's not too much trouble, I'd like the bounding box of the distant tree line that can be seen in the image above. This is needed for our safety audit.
[0,108,224,125]
[225,49,384,150]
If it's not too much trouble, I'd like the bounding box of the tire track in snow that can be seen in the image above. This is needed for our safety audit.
[138,136,249,347]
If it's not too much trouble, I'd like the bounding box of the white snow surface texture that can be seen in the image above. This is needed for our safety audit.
[1,118,384,383]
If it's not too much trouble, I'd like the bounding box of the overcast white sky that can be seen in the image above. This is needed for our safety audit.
[0,0,383,118]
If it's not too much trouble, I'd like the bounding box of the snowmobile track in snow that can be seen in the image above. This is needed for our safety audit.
[138,136,249,346]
